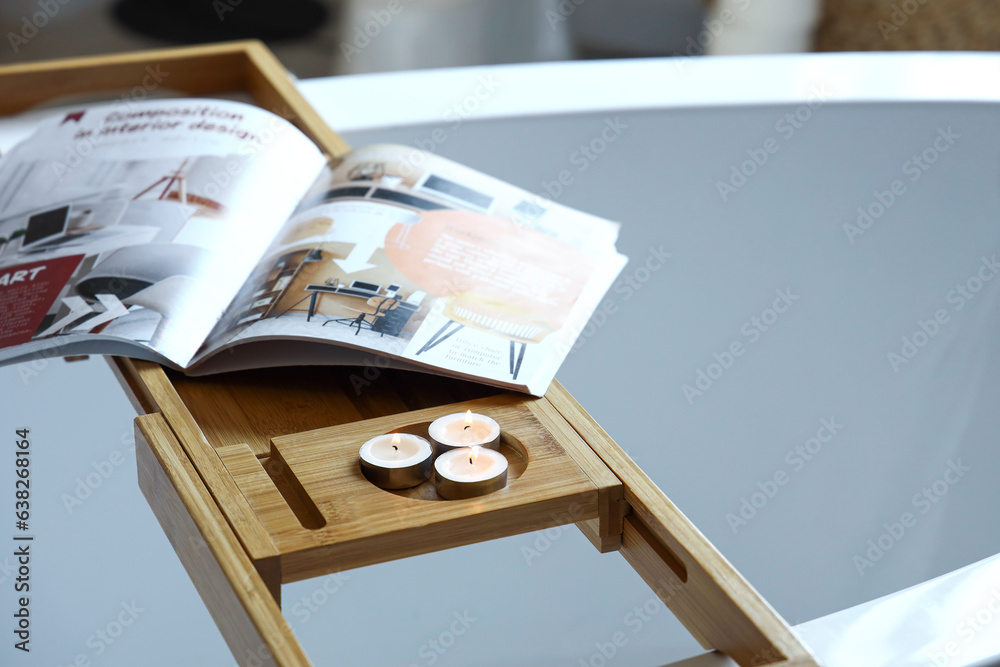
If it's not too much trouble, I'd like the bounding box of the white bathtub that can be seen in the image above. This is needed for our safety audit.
[299,53,1000,665]
[2,53,999,666]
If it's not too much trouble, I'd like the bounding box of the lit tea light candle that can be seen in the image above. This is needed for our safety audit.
[359,433,433,489]
[428,410,500,456]
[434,445,508,499]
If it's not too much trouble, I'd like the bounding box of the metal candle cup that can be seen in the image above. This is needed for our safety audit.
[359,433,433,489]
[434,446,508,500]
[428,410,500,457]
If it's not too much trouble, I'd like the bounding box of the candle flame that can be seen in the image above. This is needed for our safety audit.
[463,410,473,430]
[469,445,480,466]
[391,433,400,453]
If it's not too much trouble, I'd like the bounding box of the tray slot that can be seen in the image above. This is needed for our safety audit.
[218,444,326,531]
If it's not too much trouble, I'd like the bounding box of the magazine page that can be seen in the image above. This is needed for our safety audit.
[196,144,627,395]
[0,98,326,368]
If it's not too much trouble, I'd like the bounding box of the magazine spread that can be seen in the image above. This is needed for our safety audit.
[0,98,627,395]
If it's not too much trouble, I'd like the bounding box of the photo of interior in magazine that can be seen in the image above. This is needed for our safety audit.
[0,100,327,365]
[200,145,623,389]
[0,99,626,395]
[0,154,241,346]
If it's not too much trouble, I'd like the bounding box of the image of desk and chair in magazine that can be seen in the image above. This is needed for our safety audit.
[238,245,428,344]
[239,250,560,382]
[304,280,549,381]
[305,280,420,337]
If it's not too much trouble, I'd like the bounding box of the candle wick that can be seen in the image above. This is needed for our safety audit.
[464,425,471,430]
[392,445,398,451]
[469,455,474,465]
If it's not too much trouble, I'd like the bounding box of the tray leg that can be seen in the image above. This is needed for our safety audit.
[255,556,282,607]
[136,413,309,667]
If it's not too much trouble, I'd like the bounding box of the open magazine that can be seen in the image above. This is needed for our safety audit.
[0,98,626,395]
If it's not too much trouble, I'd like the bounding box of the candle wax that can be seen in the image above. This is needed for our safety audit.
[428,412,500,449]
[360,433,432,469]
[435,447,507,483]
[368,435,423,461]
[442,420,493,445]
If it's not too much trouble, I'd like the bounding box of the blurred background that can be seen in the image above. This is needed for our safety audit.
[3,0,997,79]
[0,0,702,78]
[4,3,1000,667]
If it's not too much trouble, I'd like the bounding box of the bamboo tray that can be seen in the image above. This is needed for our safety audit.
[0,42,820,667]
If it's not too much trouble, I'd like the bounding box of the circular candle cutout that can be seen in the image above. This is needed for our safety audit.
[428,410,500,456]
[434,445,508,500]
[359,433,433,489]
